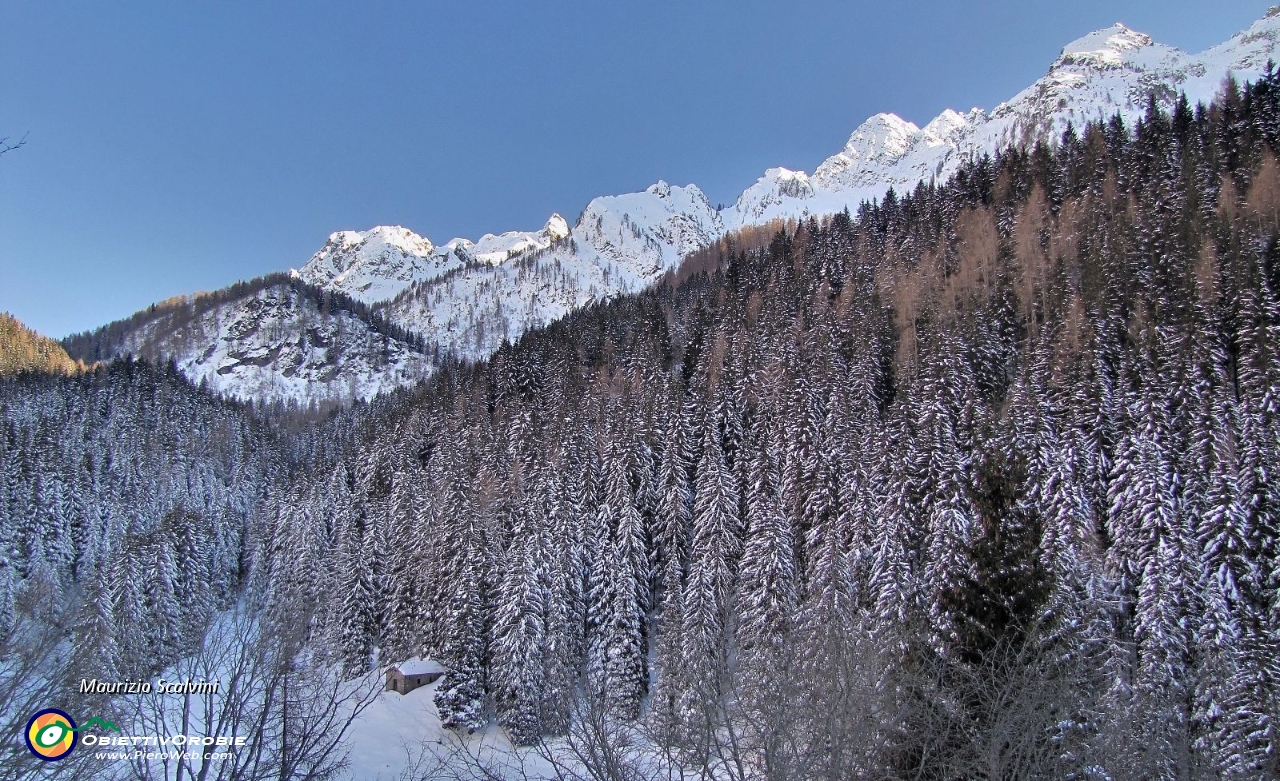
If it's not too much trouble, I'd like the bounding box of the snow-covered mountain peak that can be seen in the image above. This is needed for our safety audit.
[574,182,723,272]
[543,213,570,241]
[763,167,813,193]
[1222,6,1280,43]
[841,113,919,157]
[1059,24,1154,67]
[293,225,448,303]
[647,180,673,198]
[1205,9,1280,73]
[295,212,577,300]
[813,113,921,189]
[726,168,816,228]
[727,10,1280,238]
[442,237,475,253]
[727,106,982,231]
[471,214,573,266]
[356,225,434,253]
[310,226,436,270]
[920,109,972,144]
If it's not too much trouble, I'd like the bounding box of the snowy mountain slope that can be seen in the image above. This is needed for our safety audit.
[314,10,1280,345]
[471,213,571,265]
[166,286,431,405]
[380,243,610,361]
[380,182,722,360]
[291,179,723,360]
[573,181,724,273]
[726,8,1280,229]
[67,279,435,405]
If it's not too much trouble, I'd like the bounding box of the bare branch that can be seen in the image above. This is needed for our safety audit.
[0,134,26,157]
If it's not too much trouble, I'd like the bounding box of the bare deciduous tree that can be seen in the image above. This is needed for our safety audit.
[121,606,381,781]
[0,581,110,780]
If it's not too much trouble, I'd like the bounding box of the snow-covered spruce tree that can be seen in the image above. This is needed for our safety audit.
[736,423,796,692]
[380,477,429,663]
[491,503,549,744]
[145,526,184,663]
[779,368,830,577]
[329,510,378,678]
[1107,336,1200,776]
[433,484,490,733]
[68,567,123,683]
[0,484,17,634]
[583,443,615,696]
[585,441,648,719]
[654,410,693,608]
[649,408,694,734]
[540,460,585,735]
[915,334,981,655]
[1192,567,1272,778]
[674,422,741,736]
[165,508,217,651]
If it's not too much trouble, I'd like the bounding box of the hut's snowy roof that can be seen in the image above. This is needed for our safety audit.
[392,659,446,677]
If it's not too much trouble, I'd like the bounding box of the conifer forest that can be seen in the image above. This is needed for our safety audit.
[6,72,1280,780]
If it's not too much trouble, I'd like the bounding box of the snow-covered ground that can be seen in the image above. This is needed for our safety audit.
[341,677,557,781]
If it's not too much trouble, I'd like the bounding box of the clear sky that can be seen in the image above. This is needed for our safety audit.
[0,1,1269,338]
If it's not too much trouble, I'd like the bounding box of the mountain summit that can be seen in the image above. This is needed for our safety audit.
[1057,23,1156,66]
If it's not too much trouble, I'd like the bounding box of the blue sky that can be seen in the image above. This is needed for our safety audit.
[0,1,1268,338]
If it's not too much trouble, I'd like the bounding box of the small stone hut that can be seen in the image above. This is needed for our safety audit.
[385,659,446,695]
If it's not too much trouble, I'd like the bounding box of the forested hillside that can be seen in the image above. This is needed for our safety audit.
[0,360,279,778]
[250,73,1280,778]
[0,359,274,641]
[0,313,86,377]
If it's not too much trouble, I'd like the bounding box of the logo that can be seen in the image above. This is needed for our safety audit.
[24,710,121,762]
[25,709,77,761]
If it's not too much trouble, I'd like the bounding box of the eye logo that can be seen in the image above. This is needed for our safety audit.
[25,709,78,761]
